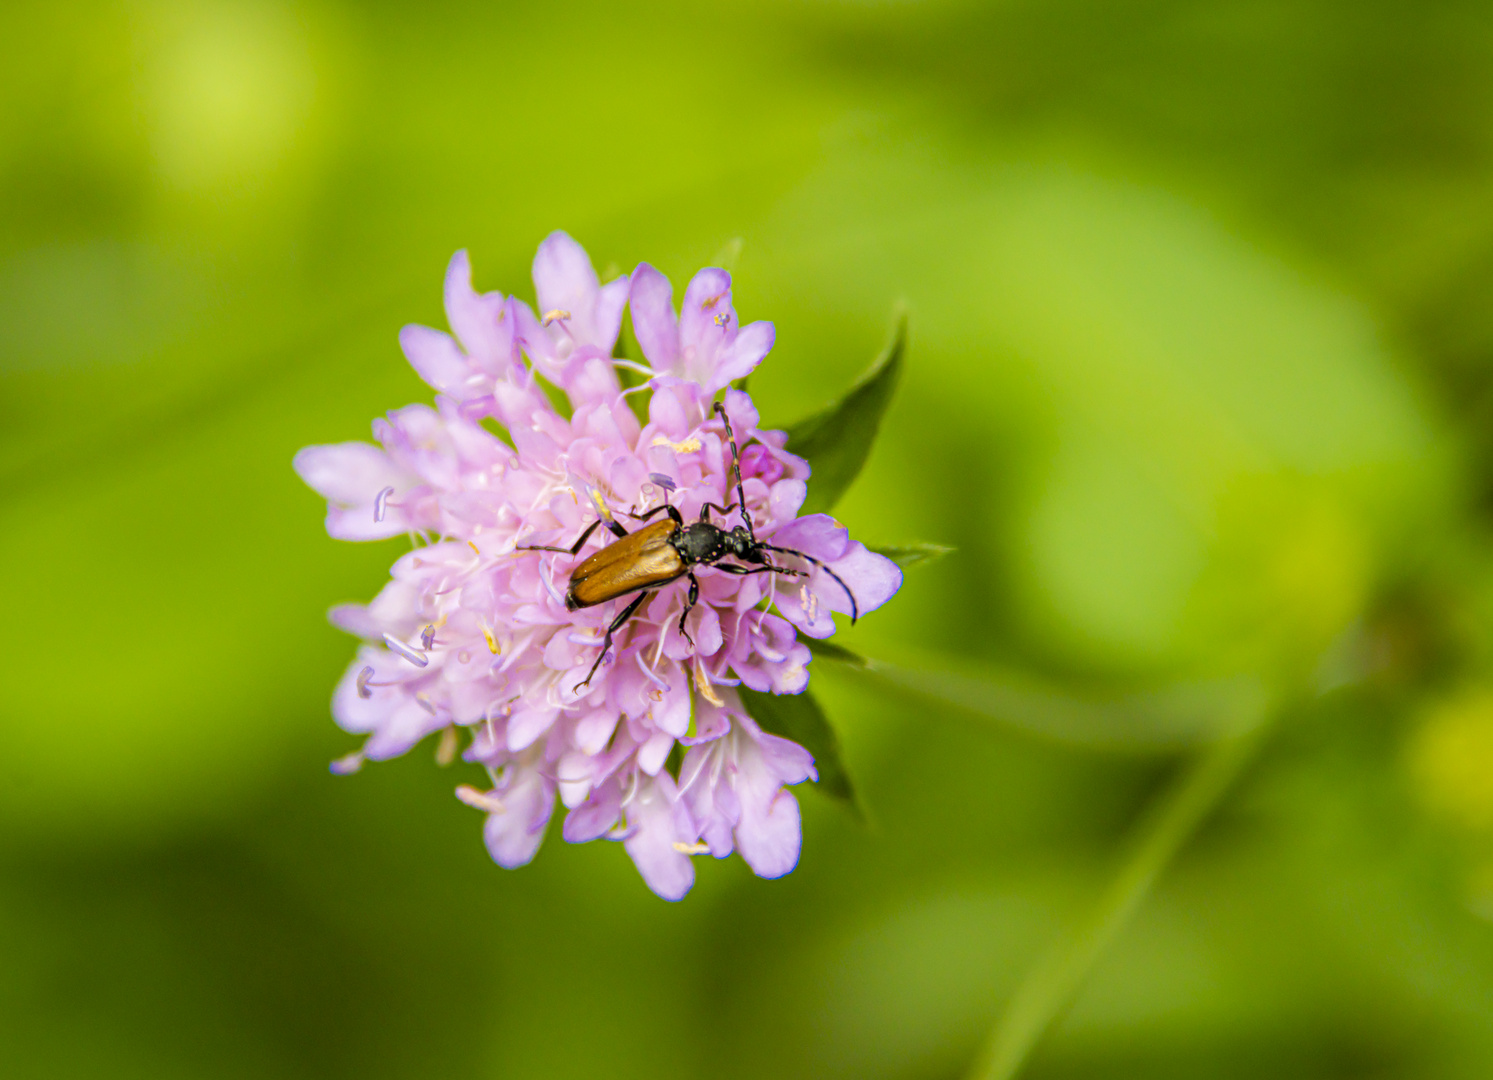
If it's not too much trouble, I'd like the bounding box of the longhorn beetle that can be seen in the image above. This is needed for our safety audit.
[519,402,859,689]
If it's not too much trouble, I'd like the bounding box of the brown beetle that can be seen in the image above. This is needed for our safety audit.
[520,403,858,689]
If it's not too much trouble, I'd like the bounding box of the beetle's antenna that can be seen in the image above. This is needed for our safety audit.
[713,401,754,536]
[764,545,860,623]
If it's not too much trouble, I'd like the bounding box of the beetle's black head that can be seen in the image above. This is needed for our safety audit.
[725,525,766,563]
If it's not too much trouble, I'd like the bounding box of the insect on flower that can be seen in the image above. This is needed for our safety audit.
[520,402,860,689]
[295,232,905,900]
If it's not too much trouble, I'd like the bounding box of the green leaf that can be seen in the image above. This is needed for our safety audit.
[807,642,1269,754]
[785,308,906,514]
[738,686,861,814]
[803,638,871,669]
[870,542,954,569]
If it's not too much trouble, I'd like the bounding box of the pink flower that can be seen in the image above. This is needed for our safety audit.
[679,693,817,878]
[296,233,901,899]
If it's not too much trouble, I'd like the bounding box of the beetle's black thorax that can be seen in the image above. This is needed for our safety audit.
[670,522,729,565]
[670,522,765,566]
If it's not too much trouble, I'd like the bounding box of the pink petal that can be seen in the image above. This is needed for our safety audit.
[564,776,623,843]
[709,319,774,389]
[442,250,511,369]
[399,324,473,397]
[678,268,734,360]
[770,514,851,562]
[482,768,555,868]
[824,541,903,617]
[735,786,802,879]
[623,775,696,901]
[593,276,629,353]
[293,443,404,505]
[628,263,679,372]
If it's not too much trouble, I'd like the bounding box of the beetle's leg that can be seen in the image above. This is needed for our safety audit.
[763,545,860,623]
[579,592,650,690]
[621,503,685,527]
[676,573,700,647]
[697,501,738,523]
[517,518,616,556]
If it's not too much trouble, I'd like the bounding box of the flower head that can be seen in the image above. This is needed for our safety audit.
[295,232,901,899]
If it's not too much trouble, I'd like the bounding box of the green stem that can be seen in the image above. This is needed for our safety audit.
[964,715,1275,1080]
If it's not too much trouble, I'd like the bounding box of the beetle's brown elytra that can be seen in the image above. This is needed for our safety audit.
[567,519,685,610]
[518,403,860,690]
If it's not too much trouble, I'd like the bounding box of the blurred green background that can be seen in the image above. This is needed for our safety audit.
[9,0,1493,1077]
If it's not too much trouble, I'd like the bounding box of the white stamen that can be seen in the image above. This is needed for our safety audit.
[539,566,567,608]
[635,651,671,692]
[329,751,364,775]
[382,633,429,667]
[435,726,459,766]
[692,657,724,706]
[800,582,819,623]
[455,784,505,813]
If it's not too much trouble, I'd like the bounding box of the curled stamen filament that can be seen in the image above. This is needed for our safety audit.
[373,486,396,523]
[355,666,385,698]
[382,633,429,668]
[755,642,786,663]
[751,620,786,663]
[613,359,659,378]
[634,650,671,692]
[539,566,567,609]
[677,750,710,796]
